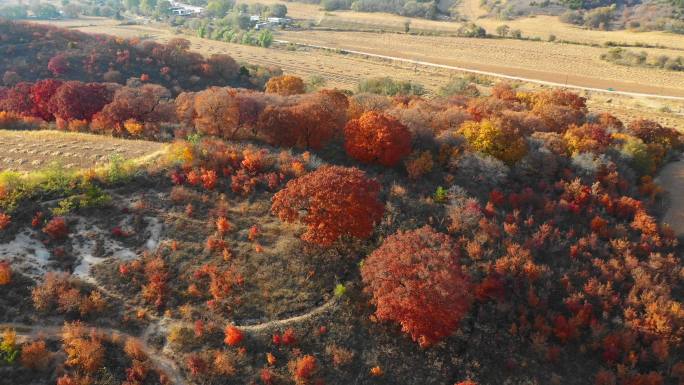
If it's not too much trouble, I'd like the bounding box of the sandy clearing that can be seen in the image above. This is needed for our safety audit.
[70,216,162,283]
[0,213,163,283]
[0,230,51,280]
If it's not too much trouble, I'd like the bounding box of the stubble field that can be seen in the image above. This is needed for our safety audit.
[0,130,164,172]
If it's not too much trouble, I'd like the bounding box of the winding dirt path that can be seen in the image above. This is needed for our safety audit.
[237,297,338,332]
[0,297,339,384]
[0,322,185,385]
[656,154,684,237]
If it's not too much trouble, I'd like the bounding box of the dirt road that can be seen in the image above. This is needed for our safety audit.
[656,154,684,237]
[276,31,684,99]
[277,40,684,101]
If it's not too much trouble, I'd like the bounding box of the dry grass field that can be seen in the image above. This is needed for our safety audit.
[0,130,164,172]
[235,0,684,49]
[277,30,684,97]
[455,0,684,48]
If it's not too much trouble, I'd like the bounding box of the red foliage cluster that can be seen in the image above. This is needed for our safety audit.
[186,353,207,377]
[0,212,10,231]
[42,217,69,241]
[259,89,349,150]
[140,257,169,309]
[168,139,311,198]
[0,260,11,286]
[223,325,244,346]
[124,359,149,385]
[344,111,412,166]
[20,339,50,370]
[91,84,175,137]
[0,21,267,91]
[271,165,384,246]
[119,256,170,310]
[291,355,317,382]
[31,272,105,316]
[189,263,238,312]
[0,80,114,124]
[175,87,349,150]
[361,226,473,347]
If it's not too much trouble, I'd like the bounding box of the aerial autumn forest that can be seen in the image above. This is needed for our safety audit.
[0,16,683,385]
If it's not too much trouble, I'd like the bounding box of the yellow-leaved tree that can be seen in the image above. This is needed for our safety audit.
[459,119,528,164]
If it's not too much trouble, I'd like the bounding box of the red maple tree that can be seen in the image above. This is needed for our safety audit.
[344,111,412,166]
[271,166,384,246]
[361,226,472,347]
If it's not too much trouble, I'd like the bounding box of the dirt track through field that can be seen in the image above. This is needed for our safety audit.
[277,38,684,100]
[276,31,684,99]
[656,155,684,237]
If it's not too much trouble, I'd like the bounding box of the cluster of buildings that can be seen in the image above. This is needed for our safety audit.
[253,16,289,30]
[169,1,204,16]
[167,1,290,30]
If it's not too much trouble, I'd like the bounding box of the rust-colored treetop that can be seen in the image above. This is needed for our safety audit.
[344,111,412,167]
[265,75,305,96]
[361,225,472,347]
[271,165,384,246]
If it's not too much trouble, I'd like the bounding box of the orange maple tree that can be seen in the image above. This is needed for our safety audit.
[0,213,10,231]
[291,355,317,382]
[344,111,412,166]
[224,325,244,346]
[257,90,348,149]
[0,260,11,285]
[264,75,305,96]
[361,226,472,347]
[271,166,384,246]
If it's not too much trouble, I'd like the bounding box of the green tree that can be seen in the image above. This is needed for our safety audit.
[257,29,273,47]
[140,0,158,13]
[124,0,140,10]
[267,3,287,17]
[496,24,510,37]
[155,0,172,17]
[0,5,28,19]
[231,11,251,30]
[31,4,60,19]
[206,0,234,17]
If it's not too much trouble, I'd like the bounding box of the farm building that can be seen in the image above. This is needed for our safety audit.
[169,1,204,16]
